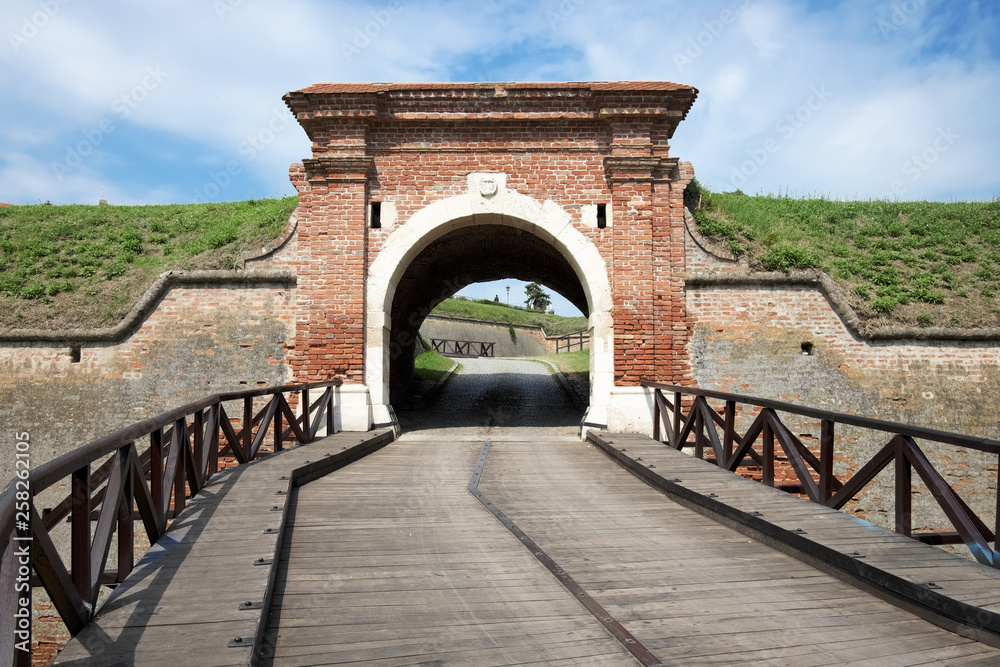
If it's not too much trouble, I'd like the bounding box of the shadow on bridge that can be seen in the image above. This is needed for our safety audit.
[394,357,585,434]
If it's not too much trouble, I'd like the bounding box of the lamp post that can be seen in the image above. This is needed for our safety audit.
[506,285,509,305]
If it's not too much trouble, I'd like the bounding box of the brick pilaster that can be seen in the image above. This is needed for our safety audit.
[605,156,659,385]
[291,156,374,382]
[653,158,694,385]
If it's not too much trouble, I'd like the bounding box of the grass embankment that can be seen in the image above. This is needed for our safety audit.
[412,348,455,382]
[0,197,297,329]
[530,348,589,375]
[687,181,1000,329]
[431,297,587,337]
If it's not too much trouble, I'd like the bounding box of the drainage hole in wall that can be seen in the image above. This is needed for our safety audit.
[800,342,814,356]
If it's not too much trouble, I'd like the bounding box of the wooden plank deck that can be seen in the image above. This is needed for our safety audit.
[587,432,1000,645]
[262,433,1000,666]
[52,430,393,666]
[481,437,1000,665]
[260,436,636,666]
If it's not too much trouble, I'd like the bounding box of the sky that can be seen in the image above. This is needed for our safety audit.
[2,0,998,315]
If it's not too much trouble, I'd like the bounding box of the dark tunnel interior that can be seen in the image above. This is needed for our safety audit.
[387,222,589,403]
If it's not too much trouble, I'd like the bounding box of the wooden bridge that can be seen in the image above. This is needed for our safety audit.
[3,375,1000,665]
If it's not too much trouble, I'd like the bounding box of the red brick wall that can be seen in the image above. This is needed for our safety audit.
[289,159,370,382]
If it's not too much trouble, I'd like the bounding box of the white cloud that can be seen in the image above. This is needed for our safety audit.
[0,0,997,204]
[739,0,791,60]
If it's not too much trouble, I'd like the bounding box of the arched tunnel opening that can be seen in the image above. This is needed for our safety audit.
[387,222,590,420]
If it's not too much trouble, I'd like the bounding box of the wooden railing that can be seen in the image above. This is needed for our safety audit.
[552,330,587,354]
[431,339,495,357]
[643,381,1000,569]
[0,380,342,666]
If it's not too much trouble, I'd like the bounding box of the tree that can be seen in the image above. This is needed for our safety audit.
[523,282,551,312]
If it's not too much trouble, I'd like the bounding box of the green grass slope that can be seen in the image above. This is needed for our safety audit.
[430,297,587,337]
[529,348,589,374]
[0,197,297,329]
[412,348,455,382]
[687,180,1000,329]
[5,185,996,333]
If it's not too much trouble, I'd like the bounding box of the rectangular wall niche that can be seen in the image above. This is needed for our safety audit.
[582,203,611,228]
[370,202,382,229]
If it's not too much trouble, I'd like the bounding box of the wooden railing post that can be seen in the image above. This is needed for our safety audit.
[723,400,735,467]
[327,388,335,436]
[694,405,705,459]
[896,437,912,537]
[193,410,204,485]
[173,418,188,516]
[243,396,253,457]
[301,387,311,442]
[71,465,90,603]
[208,403,220,476]
[653,389,663,442]
[150,428,163,529]
[274,396,283,452]
[117,444,135,583]
[652,389,661,442]
[819,420,835,503]
[762,418,774,487]
[672,391,682,447]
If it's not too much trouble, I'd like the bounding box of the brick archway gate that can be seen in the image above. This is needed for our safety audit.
[281,82,699,434]
[367,182,614,427]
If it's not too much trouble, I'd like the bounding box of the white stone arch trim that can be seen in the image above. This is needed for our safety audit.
[366,181,614,432]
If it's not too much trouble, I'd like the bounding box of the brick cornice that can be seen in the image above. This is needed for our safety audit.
[604,156,669,183]
[652,157,682,183]
[284,81,700,138]
[303,156,375,183]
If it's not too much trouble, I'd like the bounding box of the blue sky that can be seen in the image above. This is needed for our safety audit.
[2,0,998,315]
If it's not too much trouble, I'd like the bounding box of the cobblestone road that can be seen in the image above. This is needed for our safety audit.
[396,357,583,438]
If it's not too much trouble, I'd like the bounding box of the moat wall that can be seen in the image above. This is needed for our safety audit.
[418,315,583,358]
[0,275,296,486]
